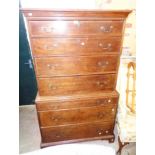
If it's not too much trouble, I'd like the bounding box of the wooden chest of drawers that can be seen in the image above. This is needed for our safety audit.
[23,9,130,148]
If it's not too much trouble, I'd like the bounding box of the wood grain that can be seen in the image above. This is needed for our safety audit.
[36,92,119,111]
[35,55,119,77]
[40,121,114,143]
[29,20,123,37]
[38,103,117,126]
[32,37,121,57]
[37,74,116,96]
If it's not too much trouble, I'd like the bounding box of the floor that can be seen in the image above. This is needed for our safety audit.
[19,105,136,155]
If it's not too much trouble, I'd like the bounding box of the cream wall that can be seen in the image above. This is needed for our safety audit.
[95,0,135,10]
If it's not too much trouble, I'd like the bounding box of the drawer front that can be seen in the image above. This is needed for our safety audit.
[38,104,117,126]
[29,20,123,36]
[40,121,114,143]
[32,37,121,56]
[38,74,116,96]
[35,55,119,77]
[36,96,118,111]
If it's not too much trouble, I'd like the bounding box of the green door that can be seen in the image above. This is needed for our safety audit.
[19,10,37,105]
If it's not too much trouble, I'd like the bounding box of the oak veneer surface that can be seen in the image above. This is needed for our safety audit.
[23,9,130,147]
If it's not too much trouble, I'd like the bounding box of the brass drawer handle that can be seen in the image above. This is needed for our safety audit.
[47,64,54,69]
[100,25,113,33]
[99,43,112,50]
[55,132,64,138]
[41,26,54,32]
[96,81,104,87]
[44,44,58,50]
[96,99,111,105]
[47,64,58,69]
[96,81,108,87]
[96,81,100,85]
[97,129,104,135]
[51,116,59,121]
[98,132,103,135]
[105,130,109,134]
[96,81,103,86]
[55,134,61,138]
[49,84,57,90]
[97,129,109,135]
[98,61,109,67]
[50,115,61,121]
[97,112,105,119]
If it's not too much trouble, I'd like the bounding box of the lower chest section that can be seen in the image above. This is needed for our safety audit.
[36,91,118,144]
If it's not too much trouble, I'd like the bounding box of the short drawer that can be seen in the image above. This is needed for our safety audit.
[40,121,114,143]
[35,55,119,77]
[29,20,123,37]
[38,104,117,126]
[36,94,119,111]
[32,37,121,56]
[37,74,116,96]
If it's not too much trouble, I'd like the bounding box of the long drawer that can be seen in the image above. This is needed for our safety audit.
[35,55,119,77]
[32,37,121,56]
[37,74,116,96]
[29,20,123,37]
[36,93,119,111]
[40,121,114,143]
[38,103,117,127]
